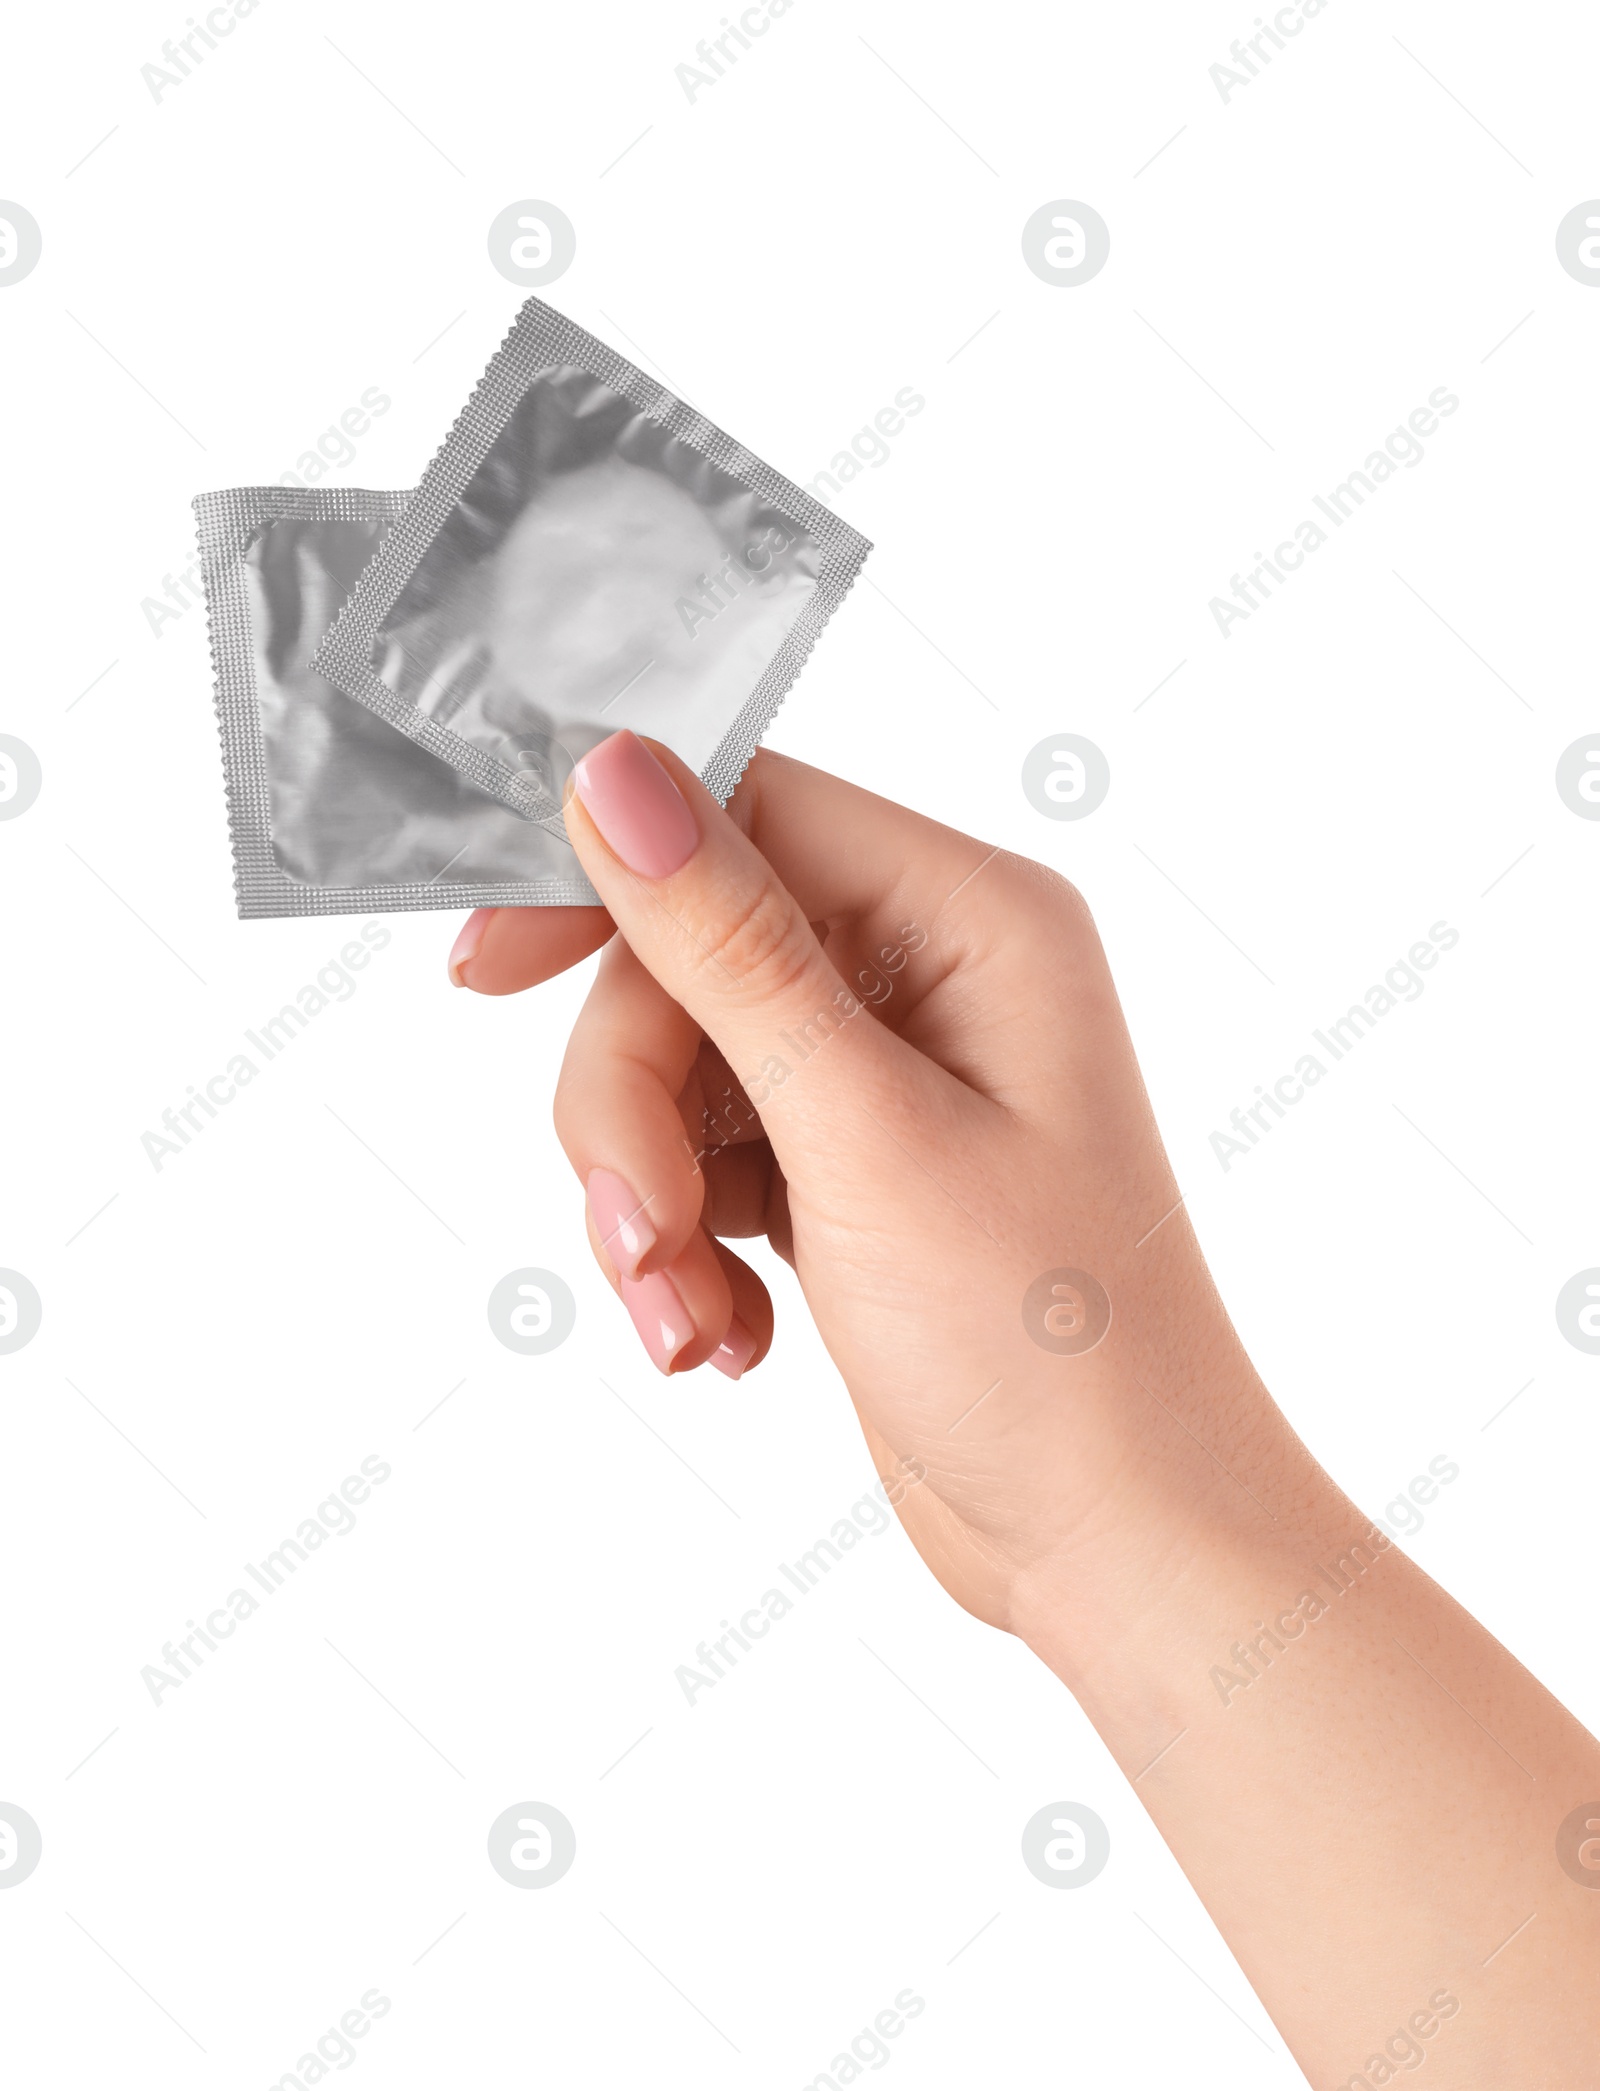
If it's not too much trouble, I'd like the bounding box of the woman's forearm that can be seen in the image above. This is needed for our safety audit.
[1017,1375,1600,2083]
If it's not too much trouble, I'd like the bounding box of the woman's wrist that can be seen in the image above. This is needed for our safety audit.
[1006,1350,1356,1737]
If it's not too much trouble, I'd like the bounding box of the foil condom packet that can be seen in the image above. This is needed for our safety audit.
[194,484,601,917]
[312,295,872,834]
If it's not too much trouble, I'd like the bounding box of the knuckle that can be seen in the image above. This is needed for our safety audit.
[692,873,814,1001]
[550,1068,582,1158]
[1050,869,1096,933]
[550,1047,617,1160]
[1008,854,1096,935]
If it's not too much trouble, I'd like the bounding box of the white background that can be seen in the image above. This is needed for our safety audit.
[3,1,1598,2083]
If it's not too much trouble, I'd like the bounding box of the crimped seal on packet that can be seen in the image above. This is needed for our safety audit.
[312,297,872,831]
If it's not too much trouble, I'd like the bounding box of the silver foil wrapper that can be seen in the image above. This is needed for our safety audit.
[194,485,600,917]
[313,297,872,832]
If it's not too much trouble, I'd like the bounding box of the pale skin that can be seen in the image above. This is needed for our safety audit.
[447,733,1600,2084]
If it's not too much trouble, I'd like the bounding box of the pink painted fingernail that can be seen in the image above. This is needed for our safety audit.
[710,1316,757,1381]
[587,1168,656,1281]
[448,908,492,987]
[619,1269,691,1373]
[571,731,699,878]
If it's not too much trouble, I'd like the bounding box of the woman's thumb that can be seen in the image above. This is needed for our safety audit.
[561,731,900,1127]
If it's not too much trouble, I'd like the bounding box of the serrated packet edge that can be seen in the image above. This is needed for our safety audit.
[309,295,872,831]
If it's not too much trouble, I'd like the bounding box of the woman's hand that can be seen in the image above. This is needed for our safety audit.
[448,732,1293,1638]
